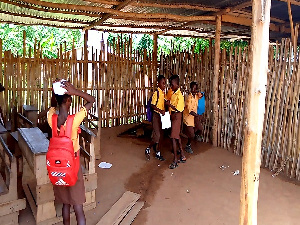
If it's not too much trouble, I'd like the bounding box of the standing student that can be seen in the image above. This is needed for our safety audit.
[183,82,199,154]
[195,92,205,141]
[165,75,185,169]
[145,75,166,161]
[47,80,95,225]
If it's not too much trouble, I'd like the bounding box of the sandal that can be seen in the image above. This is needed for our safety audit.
[178,156,187,163]
[145,147,150,161]
[169,161,178,169]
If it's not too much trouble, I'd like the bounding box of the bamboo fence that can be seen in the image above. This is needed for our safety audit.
[0,34,299,180]
[216,38,300,180]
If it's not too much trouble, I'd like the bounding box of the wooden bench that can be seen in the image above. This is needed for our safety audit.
[18,127,97,225]
[0,136,26,225]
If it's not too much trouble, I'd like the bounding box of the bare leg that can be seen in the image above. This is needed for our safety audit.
[172,138,178,162]
[178,138,185,158]
[73,204,86,225]
[62,204,71,225]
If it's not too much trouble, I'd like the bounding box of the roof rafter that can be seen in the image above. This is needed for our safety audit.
[11,0,216,22]
[84,0,134,31]
[277,0,300,6]
[85,0,220,12]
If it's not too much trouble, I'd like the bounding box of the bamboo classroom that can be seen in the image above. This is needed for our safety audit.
[0,31,299,181]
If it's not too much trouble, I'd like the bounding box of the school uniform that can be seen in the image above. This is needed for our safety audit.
[183,93,198,139]
[151,87,165,143]
[47,106,87,205]
[169,88,184,139]
[194,93,205,133]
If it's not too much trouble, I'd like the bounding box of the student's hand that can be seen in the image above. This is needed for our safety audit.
[160,110,165,116]
[198,92,203,98]
[63,81,78,95]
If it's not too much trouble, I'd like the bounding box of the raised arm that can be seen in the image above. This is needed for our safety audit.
[63,81,95,111]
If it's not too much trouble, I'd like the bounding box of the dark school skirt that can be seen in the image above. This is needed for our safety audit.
[53,164,86,205]
[184,124,195,139]
[151,112,162,143]
[170,112,182,139]
[195,115,205,133]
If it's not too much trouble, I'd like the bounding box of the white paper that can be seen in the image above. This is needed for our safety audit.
[160,112,171,129]
[53,79,67,95]
[98,162,112,169]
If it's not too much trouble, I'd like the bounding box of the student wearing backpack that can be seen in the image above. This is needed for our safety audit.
[47,80,95,225]
[145,75,166,161]
[165,75,185,169]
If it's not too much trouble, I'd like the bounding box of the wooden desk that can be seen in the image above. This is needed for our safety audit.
[23,105,38,127]
[18,127,97,225]
[18,127,56,225]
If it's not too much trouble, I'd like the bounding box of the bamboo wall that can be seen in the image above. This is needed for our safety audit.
[0,35,299,180]
[216,39,300,180]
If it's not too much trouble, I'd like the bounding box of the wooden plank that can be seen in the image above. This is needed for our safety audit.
[0,211,18,225]
[0,198,26,217]
[119,201,144,225]
[96,191,140,225]
[239,0,271,224]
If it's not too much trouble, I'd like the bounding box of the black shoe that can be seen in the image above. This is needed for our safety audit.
[155,152,165,161]
[185,145,193,154]
[145,147,150,160]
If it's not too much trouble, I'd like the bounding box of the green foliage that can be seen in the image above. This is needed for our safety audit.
[136,34,153,53]
[0,24,83,58]
[220,39,248,52]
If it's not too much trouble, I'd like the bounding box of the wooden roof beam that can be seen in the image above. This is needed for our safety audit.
[15,0,216,23]
[221,15,290,33]
[84,0,134,31]
[86,0,219,12]
[277,0,300,6]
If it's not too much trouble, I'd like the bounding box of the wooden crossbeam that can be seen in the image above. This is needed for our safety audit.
[222,15,283,32]
[84,0,134,31]
[0,9,90,25]
[86,0,219,12]
[13,0,216,23]
[277,0,300,6]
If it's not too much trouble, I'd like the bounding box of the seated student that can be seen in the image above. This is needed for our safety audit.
[195,92,205,141]
[48,80,95,225]
[165,75,186,169]
[183,82,199,154]
[145,75,166,161]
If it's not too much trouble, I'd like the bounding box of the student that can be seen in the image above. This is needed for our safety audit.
[47,80,95,225]
[145,75,166,161]
[183,82,199,154]
[165,75,185,169]
[195,92,205,141]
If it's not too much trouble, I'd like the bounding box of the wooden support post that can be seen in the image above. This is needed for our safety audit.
[287,0,296,49]
[239,0,271,225]
[212,15,221,146]
[153,34,158,76]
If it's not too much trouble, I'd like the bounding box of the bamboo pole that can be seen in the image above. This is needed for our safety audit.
[212,15,221,146]
[239,0,271,224]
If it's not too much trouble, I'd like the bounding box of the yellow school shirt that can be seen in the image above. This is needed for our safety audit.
[151,87,165,113]
[183,93,198,127]
[47,106,87,152]
[170,88,184,112]
[166,88,173,101]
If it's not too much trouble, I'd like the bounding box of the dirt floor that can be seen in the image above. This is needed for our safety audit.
[19,125,300,225]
